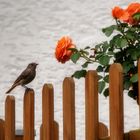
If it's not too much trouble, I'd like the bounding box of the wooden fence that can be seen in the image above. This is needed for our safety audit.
[0,63,140,140]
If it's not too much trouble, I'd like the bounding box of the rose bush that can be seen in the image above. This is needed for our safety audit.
[55,3,140,101]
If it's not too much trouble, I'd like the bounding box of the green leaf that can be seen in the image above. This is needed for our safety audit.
[131,50,140,60]
[82,62,90,68]
[113,37,128,48]
[133,12,140,20]
[98,75,103,80]
[72,70,87,79]
[103,88,109,97]
[70,52,81,63]
[107,51,114,55]
[124,80,131,90]
[104,75,109,83]
[99,55,110,66]
[122,62,133,74]
[102,25,117,37]
[102,41,109,52]
[127,48,140,61]
[104,66,110,72]
[130,73,138,83]
[96,66,104,72]
[126,31,135,40]
[110,34,121,47]
[98,81,105,93]
[131,51,138,60]
[95,43,102,49]
[128,90,136,99]
[120,38,128,48]
[95,53,104,60]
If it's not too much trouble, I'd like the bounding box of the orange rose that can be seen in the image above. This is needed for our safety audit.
[112,3,140,24]
[112,6,125,19]
[126,3,140,17]
[55,36,75,63]
[112,6,129,21]
[126,3,140,24]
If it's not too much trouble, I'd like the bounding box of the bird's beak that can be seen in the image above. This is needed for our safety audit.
[36,63,39,66]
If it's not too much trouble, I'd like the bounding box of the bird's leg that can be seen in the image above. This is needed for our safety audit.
[22,85,30,91]
[22,85,29,89]
[22,85,33,92]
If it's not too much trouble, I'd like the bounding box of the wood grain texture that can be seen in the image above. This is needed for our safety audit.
[16,136,23,140]
[23,88,35,140]
[109,63,124,140]
[0,119,5,140]
[40,124,43,140]
[99,132,129,140]
[40,121,59,140]
[99,122,108,138]
[5,95,15,140]
[42,84,54,140]
[63,77,75,140]
[129,129,140,140]
[138,59,140,125]
[85,71,98,140]
[53,121,59,140]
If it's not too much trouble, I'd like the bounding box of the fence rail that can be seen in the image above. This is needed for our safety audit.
[0,63,140,140]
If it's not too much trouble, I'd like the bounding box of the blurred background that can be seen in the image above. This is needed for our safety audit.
[0,0,139,139]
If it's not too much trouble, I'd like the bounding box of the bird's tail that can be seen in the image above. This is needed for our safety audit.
[6,84,17,94]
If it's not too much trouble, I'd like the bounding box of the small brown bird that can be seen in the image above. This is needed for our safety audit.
[6,62,38,94]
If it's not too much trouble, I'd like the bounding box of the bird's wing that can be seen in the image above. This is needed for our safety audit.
[13,69,31,84]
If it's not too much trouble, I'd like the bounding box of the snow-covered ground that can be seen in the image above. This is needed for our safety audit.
[0,0,140,139]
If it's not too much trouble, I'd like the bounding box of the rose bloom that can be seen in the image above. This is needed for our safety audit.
[112,6,129,22]
[126,3,140,17]
[112,6,126,19]
[126,3,140,24]
[55,36,76,63]
[112,3,140,24]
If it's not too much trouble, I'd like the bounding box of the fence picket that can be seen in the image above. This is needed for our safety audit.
[53,121,59,140]
[40,121,59,140]
[0,119,5,140]
[138,59,140,126]
[23,88,35,140]
[85,70,98,140]
[5,95,15,140]
[99,122,108,138]
[63,77,75,140]
[42,84,54,140]
[129,129,140,140]
[109,63,124,140]
[40,124,43,140]
[1,63,140,140]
